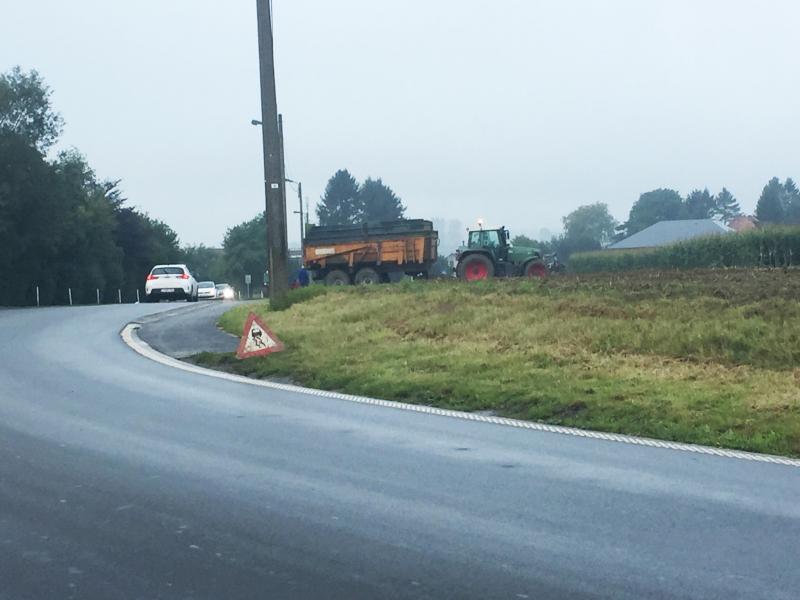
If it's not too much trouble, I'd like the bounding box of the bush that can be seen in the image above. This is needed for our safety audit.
[569,227,800,273]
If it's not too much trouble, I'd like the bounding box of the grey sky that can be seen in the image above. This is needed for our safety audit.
[3,0,799,250]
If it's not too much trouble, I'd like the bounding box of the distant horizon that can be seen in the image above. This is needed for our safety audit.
[3,0,798,247]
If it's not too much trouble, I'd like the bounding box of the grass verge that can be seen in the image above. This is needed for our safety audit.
[195,270,800,457]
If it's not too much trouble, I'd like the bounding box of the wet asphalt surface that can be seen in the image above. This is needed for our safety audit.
[135,300,240,358]
[0,302,799,599]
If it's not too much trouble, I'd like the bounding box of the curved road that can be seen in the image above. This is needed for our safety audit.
[1,303,799,599]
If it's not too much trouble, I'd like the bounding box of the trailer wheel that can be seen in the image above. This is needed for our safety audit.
[324,269,351,286]
[523,260,548,279]
[457,254,494,281]
[354,267,380,285]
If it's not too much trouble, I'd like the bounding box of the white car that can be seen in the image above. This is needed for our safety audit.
[215,283,235,300]
[145,264,198,302]
[197,281,217,300]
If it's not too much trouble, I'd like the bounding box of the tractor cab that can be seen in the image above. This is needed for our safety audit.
[467,227,509,250]
[466,227,511,262]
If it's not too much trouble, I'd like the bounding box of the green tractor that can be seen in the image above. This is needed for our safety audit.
[455,226,548,281]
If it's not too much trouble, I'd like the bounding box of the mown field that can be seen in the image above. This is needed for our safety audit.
[194,269,800,457]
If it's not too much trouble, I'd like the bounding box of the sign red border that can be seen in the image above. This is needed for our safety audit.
[236,312,285,359]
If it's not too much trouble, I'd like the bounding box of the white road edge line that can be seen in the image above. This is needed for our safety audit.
[121,323,800,468]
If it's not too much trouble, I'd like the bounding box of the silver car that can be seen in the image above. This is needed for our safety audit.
[197,281,217,300]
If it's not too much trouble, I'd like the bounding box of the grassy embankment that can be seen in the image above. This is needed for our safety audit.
[195,270,800,457]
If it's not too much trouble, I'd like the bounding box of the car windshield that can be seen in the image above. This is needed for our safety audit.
[198,282,215,288]
[215,284,229,289]
[151,267,185,275]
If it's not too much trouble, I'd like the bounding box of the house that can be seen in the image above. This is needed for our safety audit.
[609,219,731,250]
[727,215,758,232]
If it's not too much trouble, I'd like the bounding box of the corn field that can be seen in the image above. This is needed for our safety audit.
[569,227,800,273]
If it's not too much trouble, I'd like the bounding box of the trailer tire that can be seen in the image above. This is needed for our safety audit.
[324,269,351,286]
[457,254,494,281]
[354,267,380,285]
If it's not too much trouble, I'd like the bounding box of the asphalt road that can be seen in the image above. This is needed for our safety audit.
[135,300,239,358]
[1,303,799,599]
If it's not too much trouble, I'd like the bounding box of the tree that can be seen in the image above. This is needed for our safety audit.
[182,245,226,282]
[359,177,405,222]
[682,188,715,220]
[511,234,557,255]
[316,169,361,226]
[621,189,683,237]
[51,150,123,303]
[755,177,785,224]
[0,66,64,151]
[562,203,618,247]
[712,188,741,223]
[511,234,536,247]
[0,129,66,304]
[114,206,182,298]
[783,178,800,225]
[222,212,268,288]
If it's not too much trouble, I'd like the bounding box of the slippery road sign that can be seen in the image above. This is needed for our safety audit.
[236,312,285,359]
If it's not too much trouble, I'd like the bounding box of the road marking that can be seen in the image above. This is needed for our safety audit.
[121,323,800,468]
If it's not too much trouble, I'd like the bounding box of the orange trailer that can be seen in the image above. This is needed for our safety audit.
[303,220,438,285]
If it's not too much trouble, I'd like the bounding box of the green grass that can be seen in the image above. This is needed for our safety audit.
[195,271,800,457]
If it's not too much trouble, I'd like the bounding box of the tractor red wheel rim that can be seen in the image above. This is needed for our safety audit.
[465,262,489,281]
[526,263,547,278]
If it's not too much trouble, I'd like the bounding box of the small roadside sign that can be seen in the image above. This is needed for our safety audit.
[236,312,285,360]
[244,274,252,285]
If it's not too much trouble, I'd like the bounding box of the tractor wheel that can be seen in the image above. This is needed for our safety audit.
[523,260,548,279]
[354,267,380,285]
[324,269,351,286]
[457,254,494,281]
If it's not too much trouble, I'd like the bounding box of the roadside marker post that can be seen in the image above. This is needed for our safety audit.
[136,289,140,304]
[36,286,40,307]
[68,288,73,306]
[96,289,100,305]
[118,289,122,304]
[236,312,285,360]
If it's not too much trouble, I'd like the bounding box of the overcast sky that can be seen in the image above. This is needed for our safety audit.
[3,0,799,248]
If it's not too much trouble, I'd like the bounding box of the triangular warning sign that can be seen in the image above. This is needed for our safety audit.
[236,312,285,359]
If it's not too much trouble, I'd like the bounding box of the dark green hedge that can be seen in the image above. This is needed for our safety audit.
[569,227,800,273]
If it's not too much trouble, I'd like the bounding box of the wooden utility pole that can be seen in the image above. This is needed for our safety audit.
[256,0,288,303]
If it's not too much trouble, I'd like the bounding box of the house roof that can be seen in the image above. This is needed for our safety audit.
[728,215,758,232]
[609,219,731,250]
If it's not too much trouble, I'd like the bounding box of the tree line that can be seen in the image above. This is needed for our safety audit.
[0,66,415,306]
[513,180,798,262]
[0,67,186,306]
[0,67,282,305]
